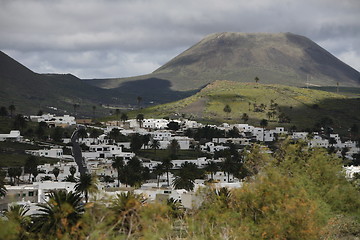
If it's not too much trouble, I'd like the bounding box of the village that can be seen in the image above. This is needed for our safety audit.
[0,112,359,213]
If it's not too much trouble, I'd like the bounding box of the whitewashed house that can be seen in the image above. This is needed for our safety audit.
[26,148,64,158]
[292,132,308,140]
[30,113,76,127]
[82,144,135,160]
[0,130,23,142]
[308,136,329,148]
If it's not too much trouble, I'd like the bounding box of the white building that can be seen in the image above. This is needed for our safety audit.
[0,130,23,142]
[292,132,308,140]
[26,148,64,158]
[308,136,329,148]
[83,144,135,160]
[30,113,76,126]
[142,119,169,129]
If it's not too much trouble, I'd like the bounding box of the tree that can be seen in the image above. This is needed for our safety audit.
[8,104,15,117]
[167,121,180,131]
[32,169,39,182]
[168,139,180,159]
[52,167,60,181]
[13,114,27,130]
[161,158,173,186]
[109,128,121,142]
[89,128,102,140]
[223,104,231,119]
[205,161,218,180]
[152,164,164,188]
[142,134,151,149]
[112,157,125,187]
[7,168,16,185]
[69,166,76,177]
[31,190,84,238]
[255,76,259,83]
[260,119,268,128]
[36,122,48,140]
[221,157,236,182]
[172,162,202,191]
[75,174,98,203]
[136,113,144,128]
[24,155,38,182]
[130,133,143,153]
[5,204,31,239]
[241,113,249,123]
[13,167,22,185]
[121,113,128,123]
[150,139,160,154]
[120,157,147,187]
[50,126,64,142]
[77,127,88,140]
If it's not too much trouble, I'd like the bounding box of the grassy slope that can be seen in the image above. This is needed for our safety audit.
[123,81,360,133]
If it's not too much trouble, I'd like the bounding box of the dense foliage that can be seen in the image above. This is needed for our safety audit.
[1,141,360,239]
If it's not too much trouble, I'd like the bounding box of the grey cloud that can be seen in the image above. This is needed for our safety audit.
[0,0,359,78]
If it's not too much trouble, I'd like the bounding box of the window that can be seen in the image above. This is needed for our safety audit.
[29,191,34,196]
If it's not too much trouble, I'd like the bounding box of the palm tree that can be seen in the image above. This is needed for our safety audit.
[121,113,128,124]
[136,113,144,128]
[52,167,60,181]
[31,190,84,237]
[205,161,218,180]
[168,139,180,158]
[5,204,31,238]
[150,139,160,154]
[77,127,88,140]
[221,157,235,182]
[8,167,16,185]
[172,162,201,191]
[74,173,98,203]
[25,155,38,182]
[152,164,164,188]
[112,157,124,187]
[161,158,173,186]
[14,167,22,185]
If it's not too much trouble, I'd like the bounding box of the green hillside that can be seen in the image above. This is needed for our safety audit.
[128,81,360,132]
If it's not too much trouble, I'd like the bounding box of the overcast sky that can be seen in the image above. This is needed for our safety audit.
[1,0,359,79]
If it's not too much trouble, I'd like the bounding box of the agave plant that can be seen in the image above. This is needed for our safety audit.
[31,190,84,238]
